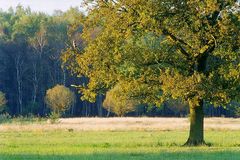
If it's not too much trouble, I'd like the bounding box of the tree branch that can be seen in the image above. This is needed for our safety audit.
[161,29,193,60]
[162,29,192,48]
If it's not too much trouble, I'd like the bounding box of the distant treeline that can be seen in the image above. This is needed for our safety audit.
[0,6,239,117]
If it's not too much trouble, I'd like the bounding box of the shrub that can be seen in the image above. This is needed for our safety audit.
[234,107,240,117]
[103,84,138,117]
[45,85,75,116]
[0,91,7,112]
[0,113,11,124]
[49,112,61,124]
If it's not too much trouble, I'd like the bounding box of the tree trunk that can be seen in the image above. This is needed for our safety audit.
[62,67,67,86]
[32,63,38,104]
[15,55,23,115]
[97,95,103,117]
[184,100,205,146]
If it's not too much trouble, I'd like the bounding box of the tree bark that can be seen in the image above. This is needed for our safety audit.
[32,63,38,105]
[97,95,103,117]
[15,55,23,115]
[184,100,205,146]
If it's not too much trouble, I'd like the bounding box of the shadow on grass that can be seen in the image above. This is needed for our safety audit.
[1,151,240,160]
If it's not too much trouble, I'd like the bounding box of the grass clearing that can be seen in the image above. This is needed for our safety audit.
[0,118,240,159]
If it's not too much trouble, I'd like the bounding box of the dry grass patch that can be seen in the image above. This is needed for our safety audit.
[0,117,239,132]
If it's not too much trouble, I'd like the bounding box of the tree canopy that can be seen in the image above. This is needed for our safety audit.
[103,83,139,116]
[64,0,239,106]
[45,85,75,114]
[0,6,88,116]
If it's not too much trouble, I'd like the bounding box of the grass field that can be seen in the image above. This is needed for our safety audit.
[0,118,240,160]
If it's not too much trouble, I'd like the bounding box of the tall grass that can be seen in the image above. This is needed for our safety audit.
[0,113,46,124]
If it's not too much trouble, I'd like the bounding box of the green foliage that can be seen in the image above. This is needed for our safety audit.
[45,85,75,115]
[0,91,7,112]
[0,6,86,117]
[0,113,11,124]
[234,107,240,117]
[0,114,46,124]
[49,112,60,124]
[63,0,240,109]
[230,102,240,118]
[103,83,139,116]
[226,102,240,117]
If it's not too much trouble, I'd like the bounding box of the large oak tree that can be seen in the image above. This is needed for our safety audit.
[63,0,240,145]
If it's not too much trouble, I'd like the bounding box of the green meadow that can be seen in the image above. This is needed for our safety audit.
[0,130,240,160]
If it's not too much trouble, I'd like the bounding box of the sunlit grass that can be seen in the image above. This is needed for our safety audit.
[0,130,239,160]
